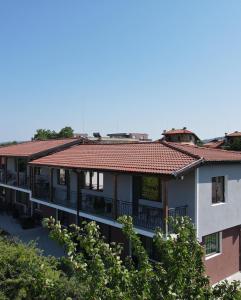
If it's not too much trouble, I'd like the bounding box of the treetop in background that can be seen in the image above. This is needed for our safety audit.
[33,126,74,140]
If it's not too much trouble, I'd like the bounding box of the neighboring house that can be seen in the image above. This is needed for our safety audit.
[225,131,241,145]
[203,139,225,149]
[161,128,200,145]
[1,138,241,284]
[86,132,151,143]
[0,138,87,216]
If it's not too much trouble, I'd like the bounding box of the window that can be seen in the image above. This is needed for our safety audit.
[212,176,225,204]
[57,169,66,185]
[141,176,160,202]
[85,171,103,191]
[15,158,27,172]
[35,167,41,176]
[204,232,220,256]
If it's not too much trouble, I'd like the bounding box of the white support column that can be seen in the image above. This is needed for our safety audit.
[195,167,200,240]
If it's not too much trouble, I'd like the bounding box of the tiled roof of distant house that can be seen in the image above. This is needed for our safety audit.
[163,129,195,135]
[0,138,85,158]
[227,131,241,137]
[165,142,241,162]
[203,140,225,149]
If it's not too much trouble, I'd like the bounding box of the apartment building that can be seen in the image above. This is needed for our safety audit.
[0,138,86,217]
[1,138,241,284]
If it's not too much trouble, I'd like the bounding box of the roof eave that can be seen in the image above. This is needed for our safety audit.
[172,158,204,177]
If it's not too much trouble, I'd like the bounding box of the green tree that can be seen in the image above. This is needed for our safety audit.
[227,140,241,151]
[33,129,58,140]
[43,216,241,299]
[33,126,74,140]
[0,237,83,299]
[58,126,74,138]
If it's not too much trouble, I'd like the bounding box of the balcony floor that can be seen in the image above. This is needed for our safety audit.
[0,213,64,257]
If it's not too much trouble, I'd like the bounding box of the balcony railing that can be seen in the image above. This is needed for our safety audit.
[0,169,5,183]
[52,188,77,210]
[81,193,113,219]
[35,182,50,201]
[32,186,188,231]
[0,169,29,189]
[117,200,163,230]
[6,172,17,186]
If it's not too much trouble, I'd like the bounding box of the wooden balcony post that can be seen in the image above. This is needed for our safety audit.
[77,171,85,225]
[113,174,118,220]
[32,166,36,197]
[16,158,19,187]
[5,157,8,184]
[49,168,54,202]
[162,180,169,235]
[66,170,70,202]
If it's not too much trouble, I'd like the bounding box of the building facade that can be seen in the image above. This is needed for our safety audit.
[0,140,241,284]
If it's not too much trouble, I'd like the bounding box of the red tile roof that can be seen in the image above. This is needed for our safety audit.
[163,129,195,136]
[0,139,83,158]
[166,142,241,162]
[227,131,241,137]
[30,142,198,175]
[203,140,225,149]
[29,141,241,176]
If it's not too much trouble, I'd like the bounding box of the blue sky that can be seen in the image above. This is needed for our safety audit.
[0,1,241,142]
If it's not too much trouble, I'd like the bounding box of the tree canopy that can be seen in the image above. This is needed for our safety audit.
[33,126,74,140]
[0,217,240,299]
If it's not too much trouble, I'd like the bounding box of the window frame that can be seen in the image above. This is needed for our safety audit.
[212,176,226,204]
[204,232,221,257]
[57,168,67,186]
[84,171,104,191]
[140,176,161,202]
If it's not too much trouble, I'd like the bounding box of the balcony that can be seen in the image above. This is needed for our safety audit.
[0,169,29,189]
[81,193,188,231]
[81,193,113,219]
[52,188,77,210]
[0,169,5,183]
[33,185,188,231]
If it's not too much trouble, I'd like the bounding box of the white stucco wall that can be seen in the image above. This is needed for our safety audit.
[197,164,241,239]
[168,170,196,223]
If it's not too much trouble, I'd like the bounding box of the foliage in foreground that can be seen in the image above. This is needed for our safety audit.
[0,217,241,299]
[0,237,82,300]
[43,216,241,300]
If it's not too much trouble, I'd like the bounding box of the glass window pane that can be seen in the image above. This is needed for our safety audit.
[141,176,160,201]
[205,233,220,255]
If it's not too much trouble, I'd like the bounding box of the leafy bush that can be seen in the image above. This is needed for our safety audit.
[0,237,83,299]
[43,216,241,299]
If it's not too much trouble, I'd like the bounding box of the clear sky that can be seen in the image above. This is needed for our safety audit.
[1,1,241,142]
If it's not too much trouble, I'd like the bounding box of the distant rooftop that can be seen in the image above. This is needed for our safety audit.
[226,131,241,137]
[0,138,85,158]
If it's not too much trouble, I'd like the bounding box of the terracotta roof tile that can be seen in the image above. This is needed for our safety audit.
[166,142,241,162]
[30,142,198,175]
[0,139,82,158]
[227,131,241,137]
[163,129,195,135]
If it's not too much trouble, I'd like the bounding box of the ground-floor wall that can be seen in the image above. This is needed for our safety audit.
[203,225,240,285]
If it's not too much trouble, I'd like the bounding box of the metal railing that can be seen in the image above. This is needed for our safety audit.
[81,193,113,218]
[34,182,50,201]
[117,200,162,230]
[168,205,188,233]
[0,169,5,183]
[52,188,77,210]
[18,173,29,189]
